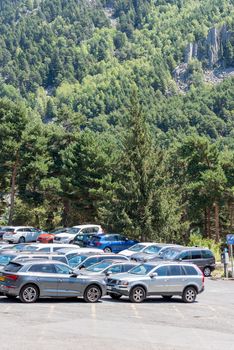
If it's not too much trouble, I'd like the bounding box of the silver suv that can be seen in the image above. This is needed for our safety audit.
[106,262,204,303]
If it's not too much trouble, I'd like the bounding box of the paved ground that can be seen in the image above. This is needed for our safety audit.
[0,278,234,350]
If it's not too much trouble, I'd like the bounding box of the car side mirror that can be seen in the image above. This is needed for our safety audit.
[149,272,158,278]
[70,272,78,278]
[105,271,110,276]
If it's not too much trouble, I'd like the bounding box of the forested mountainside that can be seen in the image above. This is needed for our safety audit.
[0,0,234,243]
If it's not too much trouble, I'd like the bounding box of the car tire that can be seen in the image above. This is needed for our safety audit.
[104,247,112,253]
[5,294,17,300]
[129,286,146,303]
[18,236,25,243]
[110,293,122,300]
[182,286,197,303]
[203,266,211,277]
[83,284,102,303]
[162,295,173,301]
[19,284,39,303]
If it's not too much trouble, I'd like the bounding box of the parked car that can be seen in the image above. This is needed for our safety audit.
[73,233,102,247]
[106,262,204,303]
[130,243,179,262]
[157,247,216,277]
[73,254,129,270]
[120,243,157,257]
[20,243,80,253]
[0,260,106,303]
[53,225,103,244]
[80,260,138,277]
[87,234,139,253]
[37,227,75,244]
[13,253,69,265]
[3,227,43,244]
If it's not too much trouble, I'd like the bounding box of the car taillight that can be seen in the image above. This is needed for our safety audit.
[5,274,18,281]
[12,231,17,235]
[95,241,102,246]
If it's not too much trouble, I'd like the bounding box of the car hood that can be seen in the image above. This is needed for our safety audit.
[131,252,148,260]
[38,233,54,238]
[107,272,148,282]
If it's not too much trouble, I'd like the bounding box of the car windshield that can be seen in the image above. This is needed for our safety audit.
[2,228,14,232]
[129,264,154,275]
[129,244,146,252]
[144,246,161,254]
[68,255,87,267]
[0,255,15,266]
[86,261,112,272]
[164,249,181,260]
[22,246,39,252]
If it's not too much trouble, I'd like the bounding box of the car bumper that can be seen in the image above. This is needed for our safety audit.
[3,237,17,243]
[106,285,130,296]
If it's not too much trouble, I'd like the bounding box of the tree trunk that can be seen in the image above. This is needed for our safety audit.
[207,207,211,239]
[62,199,70,227]
[214,202,220,243]
[204,208,207,237]
[8,152,19,225]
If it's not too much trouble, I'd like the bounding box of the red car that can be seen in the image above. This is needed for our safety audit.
[37,228,72,243]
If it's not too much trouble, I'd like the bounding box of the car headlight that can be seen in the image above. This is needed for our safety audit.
[117,280,129,286]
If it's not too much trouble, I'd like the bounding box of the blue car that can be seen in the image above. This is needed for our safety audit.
[87,234,139,253]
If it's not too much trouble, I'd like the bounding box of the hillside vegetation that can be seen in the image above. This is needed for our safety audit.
[0,0,234,243]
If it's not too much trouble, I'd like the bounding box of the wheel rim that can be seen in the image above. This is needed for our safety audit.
[204,268,210,277]
[104,248,111,253]
[23,287,37,302]
[19,237,25,243]
[87,287,100,302]
[133,288,144,302]
[185,289,195,302]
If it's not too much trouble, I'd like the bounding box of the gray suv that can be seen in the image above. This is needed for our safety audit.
[106,262,204,303]
[151,247,215,277]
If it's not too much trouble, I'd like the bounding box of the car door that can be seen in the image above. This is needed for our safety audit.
[165,265,187,293]
[148,265,171,294]
[28,263,58,296]
[110,235,122,253]
[190,250,203,269]
[54,263,81,297]
[117,235,130,252]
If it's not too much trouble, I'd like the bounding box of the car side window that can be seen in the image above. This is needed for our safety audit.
[107,265,122,273]
[169,265,185,276]
[28,264,56,273]
[179,251,192,260]
[191,251,202,259]
[156,266,170,276]
[183,265,198,275]
[54,264,72,274]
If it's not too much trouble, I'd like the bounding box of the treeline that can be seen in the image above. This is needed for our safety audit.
[0,80,234,243]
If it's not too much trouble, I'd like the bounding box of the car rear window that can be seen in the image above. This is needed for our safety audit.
[4,262,23,272]
[202,250,214,258]
[0,255,15,266]
[183,265,198,275]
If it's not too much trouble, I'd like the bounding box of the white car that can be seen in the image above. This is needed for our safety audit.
[53,224,103,244]
[20,243,81,253]
[119,243,158,257]
[3,227,42,244]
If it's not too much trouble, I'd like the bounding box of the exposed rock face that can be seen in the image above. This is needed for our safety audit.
[184,25,234,67]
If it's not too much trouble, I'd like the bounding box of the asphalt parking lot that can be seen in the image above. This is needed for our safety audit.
[0,278,234,350]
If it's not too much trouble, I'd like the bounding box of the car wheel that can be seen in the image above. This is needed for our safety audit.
[19,284,39,303]
[203,266,211,277]
[110,293,122,300]
[129,286,146,303]
[84,285,102,303]
[18,236,25,243]
[182,286,197,303]
[162,295,173,301]
[104,247,112,253]
[5,294,17,300]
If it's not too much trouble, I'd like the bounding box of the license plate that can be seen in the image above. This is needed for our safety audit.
[106,286,112,290]
[0,276,5,281]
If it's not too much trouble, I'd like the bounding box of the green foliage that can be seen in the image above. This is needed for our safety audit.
[189,233,221,261]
